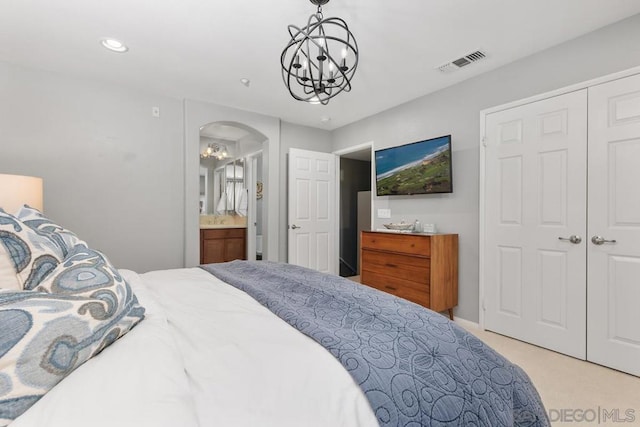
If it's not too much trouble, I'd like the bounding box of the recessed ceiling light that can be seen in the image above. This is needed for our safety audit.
[320,116,331,123]
[100,38,128,53]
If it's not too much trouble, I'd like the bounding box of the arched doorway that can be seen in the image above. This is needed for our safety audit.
[199,121,267,262]
[184,99,281,268]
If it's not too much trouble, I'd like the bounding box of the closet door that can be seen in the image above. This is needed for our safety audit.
[483,90,587,359]
[588,73,640,376]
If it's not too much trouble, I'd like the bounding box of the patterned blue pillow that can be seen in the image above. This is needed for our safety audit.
[16,205,85,257]
[0,245,145,424]
[0,210,64,290]
[35,244,131,298]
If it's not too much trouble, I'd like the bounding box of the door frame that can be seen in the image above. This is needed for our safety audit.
[245,149,263,261]
[333,141,375,276]
[479,64,640,328]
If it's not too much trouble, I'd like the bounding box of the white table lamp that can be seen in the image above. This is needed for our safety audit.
[0,174,44,214]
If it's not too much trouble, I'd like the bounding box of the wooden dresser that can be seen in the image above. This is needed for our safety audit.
[360,231,458,319]
[200,228,247,264]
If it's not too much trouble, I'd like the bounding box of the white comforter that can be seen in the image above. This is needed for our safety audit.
[12,268,377,427]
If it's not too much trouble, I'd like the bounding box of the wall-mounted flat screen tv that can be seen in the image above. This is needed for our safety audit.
[375,135,452,196]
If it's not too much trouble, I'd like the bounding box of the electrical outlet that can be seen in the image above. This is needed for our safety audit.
[152,106,160,118]
[377,208,391,219]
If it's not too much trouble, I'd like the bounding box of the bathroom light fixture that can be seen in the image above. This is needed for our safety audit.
[200,143,229,160]
[281,0,358,105]
[100,38,129,53]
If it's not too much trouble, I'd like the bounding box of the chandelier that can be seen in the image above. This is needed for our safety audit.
[281,0,358,105]
[200,143,228,160]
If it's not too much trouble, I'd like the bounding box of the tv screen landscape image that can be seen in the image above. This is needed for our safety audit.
[375,135,452,196]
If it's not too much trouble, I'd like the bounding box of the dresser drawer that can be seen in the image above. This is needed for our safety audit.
[361,269,429,295]
[361,232,430,257]
[361,270,430,307]
[361,250,430,284]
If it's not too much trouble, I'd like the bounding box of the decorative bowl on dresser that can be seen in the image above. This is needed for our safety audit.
[382,221,414,231]
[360,230,458,319]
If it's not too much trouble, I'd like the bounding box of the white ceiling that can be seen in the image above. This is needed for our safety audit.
[2,0,640,130]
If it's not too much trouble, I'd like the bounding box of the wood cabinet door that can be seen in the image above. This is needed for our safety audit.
[225,237,246,262]
[202,238,226,264]
[201,229,247,263]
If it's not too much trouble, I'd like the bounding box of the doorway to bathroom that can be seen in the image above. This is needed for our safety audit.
[199,122,266,263]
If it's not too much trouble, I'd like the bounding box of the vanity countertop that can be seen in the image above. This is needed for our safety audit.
[200,224,247,230]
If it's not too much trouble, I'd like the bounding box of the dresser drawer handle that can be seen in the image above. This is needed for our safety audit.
[384,285,397,291]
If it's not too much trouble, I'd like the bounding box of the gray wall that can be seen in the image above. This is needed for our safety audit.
[0,62,185,273]
[331,13,640,323]
[279,122,332,261]
[0,60,330,271]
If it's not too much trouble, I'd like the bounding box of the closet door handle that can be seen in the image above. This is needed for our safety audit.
[558,235,582,244]
[591,235,616,245]
[290,224,301,230]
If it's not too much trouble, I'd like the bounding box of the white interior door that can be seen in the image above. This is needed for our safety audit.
[587,73,640,376]
[288,148,337,274]
[483,90,588,359]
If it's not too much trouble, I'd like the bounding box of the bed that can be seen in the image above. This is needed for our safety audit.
[1,207,550,427]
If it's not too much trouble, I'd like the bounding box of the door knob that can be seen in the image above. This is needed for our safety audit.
[591,235,616,245]
[558,235,582,244]
[290,224,301,230]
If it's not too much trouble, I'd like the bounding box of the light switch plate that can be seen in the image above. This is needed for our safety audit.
[377,208,391,219]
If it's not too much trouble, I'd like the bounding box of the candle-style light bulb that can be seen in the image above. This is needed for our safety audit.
[328,70,335,84]
[340,47,348,72]
[317,37,326,62]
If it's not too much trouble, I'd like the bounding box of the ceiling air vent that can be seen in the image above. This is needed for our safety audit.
[437,50,487,73]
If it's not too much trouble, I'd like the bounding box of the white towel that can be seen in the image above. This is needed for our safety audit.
[236,188,248,216]
[215,192,227,214]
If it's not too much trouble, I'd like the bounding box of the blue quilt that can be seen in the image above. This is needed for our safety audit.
[201,261,549,427]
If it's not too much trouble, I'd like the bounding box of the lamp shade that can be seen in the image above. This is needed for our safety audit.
[0,174,44,214]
